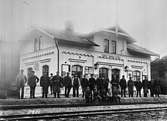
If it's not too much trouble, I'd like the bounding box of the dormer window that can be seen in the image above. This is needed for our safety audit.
[34,38,38,52]
[111,40,116,54]
[34,36,41,52]
[104,39,109,53]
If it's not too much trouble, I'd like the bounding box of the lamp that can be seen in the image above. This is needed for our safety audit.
[94,63,99,69]
[124,65,128,72]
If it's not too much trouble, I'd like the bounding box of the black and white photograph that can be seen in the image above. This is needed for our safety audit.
[0,0,167,120]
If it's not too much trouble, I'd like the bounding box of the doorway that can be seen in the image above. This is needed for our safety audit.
[99,67,108,78]
[72,65,83,78]
[112,69,120,80]
[42,65,49,76]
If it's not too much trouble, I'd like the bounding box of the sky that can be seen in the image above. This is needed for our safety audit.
[0,0,167,57]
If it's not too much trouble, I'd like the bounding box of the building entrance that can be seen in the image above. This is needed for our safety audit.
[42,65,49,76]
[99,67,108,78]
[72,65,83,78]
[112,69,120,80]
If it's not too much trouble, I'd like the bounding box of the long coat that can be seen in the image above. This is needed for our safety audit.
[16,74,27,88]
[89,77,96,89]
[142,79,149,94]
[52,75,62,93]
[135,81,142,91]
[128,79,134,93]
[40,76,50,88]
[63,76,72,88]
[80,78,89,89]
[119,78,126,89]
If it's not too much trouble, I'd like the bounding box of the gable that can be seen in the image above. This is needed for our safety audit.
[21,29,55,55]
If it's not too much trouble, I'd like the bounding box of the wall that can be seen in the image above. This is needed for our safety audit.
[21,29,55,55]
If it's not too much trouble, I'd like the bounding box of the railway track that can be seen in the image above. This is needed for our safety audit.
[1,104,167,120]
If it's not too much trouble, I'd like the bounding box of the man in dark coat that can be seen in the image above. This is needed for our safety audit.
[149,80,155,97]
[96,76,103,98]
[63,72,72,97]
[154,79,161,97]
[96,77,102,91]
[40,73,50,98]
[89,74,96,97]
[28,71,39,98]
[142,76,149,97]
[111,75,119,97]
[73,75,80,97]
[119,75,126,97]
[128,77,134,97]
[52,72,62,98]
[80,74,89,98]
[49,73,54,95]
[135,79,142,97]
[101,77,109,99]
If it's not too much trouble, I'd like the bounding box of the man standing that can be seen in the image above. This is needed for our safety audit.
[52,72,62,98]
[80,74,89,98]
[49,73,54,95]
[28,71,39,98]
[40,73,50,98]
[135,78,142,97]
[111,75,119,97]
[63,72,72,97]
[16,69,27,99]
[119,75,127,97]
[128,77,134,97]
[96,76,103,96]
[73,75,80,97]
[142,76,149,97]
[89,74,96,97]
[154,78,161,97]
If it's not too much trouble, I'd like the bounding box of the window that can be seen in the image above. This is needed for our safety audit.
[133,70,140,81]
[34,37,41,52]
[34,38,38,52]
[99,67,108,78]
[111,40,116,54]
[72,65,83,78]
[42,65,49,76]
[85,66,93,75]
[104,39,109,53]
[61,64,70,77]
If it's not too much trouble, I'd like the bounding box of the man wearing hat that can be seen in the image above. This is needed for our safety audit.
[63,72,72,97]
[27,71,39,98]
[52,72,62,98]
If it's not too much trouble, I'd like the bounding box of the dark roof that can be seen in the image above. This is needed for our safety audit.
[40,28,99,46]
[127,44,159,56]
[80,26,136,43]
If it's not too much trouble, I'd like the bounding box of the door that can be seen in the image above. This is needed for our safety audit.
[99,67,108,78]
[42,65,49,76]
[72,65,83,78]
[112,69,120,80]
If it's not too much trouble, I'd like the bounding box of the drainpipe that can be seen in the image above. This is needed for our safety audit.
[54,38,60,73]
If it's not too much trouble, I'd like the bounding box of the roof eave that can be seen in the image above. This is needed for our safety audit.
[127,48,159,57]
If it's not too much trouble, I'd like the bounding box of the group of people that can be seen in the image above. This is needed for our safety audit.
[16,70,161,101]
[119,76,161,98]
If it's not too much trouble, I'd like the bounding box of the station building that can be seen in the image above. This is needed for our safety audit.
[20,26,158,82]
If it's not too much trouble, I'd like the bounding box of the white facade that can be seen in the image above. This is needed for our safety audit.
[20,27,157,82]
